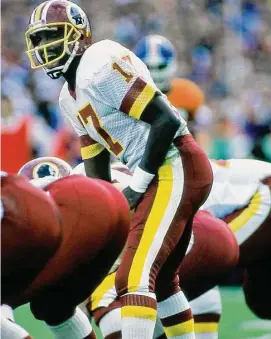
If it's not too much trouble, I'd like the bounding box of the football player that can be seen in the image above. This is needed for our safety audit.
[134,35,205,122]
[81,158,271,339]
[25,1,213,338]
[2,166,130,339]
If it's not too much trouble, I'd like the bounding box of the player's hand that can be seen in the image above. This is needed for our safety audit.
[122,186,143,210]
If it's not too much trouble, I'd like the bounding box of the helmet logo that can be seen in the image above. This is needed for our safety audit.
[33,162,59,179]
[67,4,86,29]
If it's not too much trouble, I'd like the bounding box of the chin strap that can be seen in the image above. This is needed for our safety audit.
[45,41,80,79]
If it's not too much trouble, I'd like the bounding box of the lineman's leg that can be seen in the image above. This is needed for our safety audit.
[152,289,222,339]
[88,272,122,339]
[190,288,222,339]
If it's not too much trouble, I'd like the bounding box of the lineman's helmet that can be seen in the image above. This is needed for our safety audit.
[134,35,177,92]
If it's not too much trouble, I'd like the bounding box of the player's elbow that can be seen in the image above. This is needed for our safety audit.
[159,113,180,136]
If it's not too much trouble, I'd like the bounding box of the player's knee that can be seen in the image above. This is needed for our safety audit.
[155,274,180,302]
[115,276,150,297]
[244,281,271,319]
[30,299,75,325]
[245,293,271,320]
[92,301,121,326]
[243,267,271,320]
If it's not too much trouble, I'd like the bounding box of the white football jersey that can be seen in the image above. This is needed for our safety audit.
[201,159,271,218]
[59,40,189,172]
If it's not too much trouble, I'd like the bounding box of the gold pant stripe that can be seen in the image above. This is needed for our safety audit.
[164,319,194,337]
[90,272,116,311]
[121,305,156,321]
[127,161,173,292]
[194,322,218,333]
[229,190,262,233]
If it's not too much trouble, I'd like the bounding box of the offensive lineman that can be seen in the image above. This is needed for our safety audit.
[25,1,213,338]
[2,168,130,339]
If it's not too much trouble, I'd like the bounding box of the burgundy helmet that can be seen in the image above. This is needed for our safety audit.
[25,0,92,79]
[18,157,72,180]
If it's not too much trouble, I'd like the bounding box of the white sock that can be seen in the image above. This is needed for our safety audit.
[153,317,165,339]
[194,333,218,339]
[158,291,195,339]
[1,304,15,321]
[47,307,94,339]
[121,292,157,339]
[1,315,31,339]
[99,308,121,338]
[190,288,221,339]
[122,317,156,339]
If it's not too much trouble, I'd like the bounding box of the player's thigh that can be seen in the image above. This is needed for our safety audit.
[31,247,122,325]
[178,211,239,301]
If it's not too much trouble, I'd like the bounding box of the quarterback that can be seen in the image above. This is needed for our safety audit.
[2,166,130,339]
[25,1,213,338]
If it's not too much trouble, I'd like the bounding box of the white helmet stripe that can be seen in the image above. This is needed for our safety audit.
[30,7,38,25]
[41,0,56,22]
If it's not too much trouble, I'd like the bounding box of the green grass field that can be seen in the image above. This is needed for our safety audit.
[15,287,271,339]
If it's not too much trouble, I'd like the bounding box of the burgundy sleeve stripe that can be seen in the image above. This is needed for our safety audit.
[120,77,148,114]
[79,135,98,147]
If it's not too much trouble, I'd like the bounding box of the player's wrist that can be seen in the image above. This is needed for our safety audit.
[129,166,155,193]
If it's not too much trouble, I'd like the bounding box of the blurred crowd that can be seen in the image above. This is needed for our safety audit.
[1,0,271,173]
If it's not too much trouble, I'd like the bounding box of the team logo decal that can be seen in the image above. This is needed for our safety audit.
[33,162,59,179]
[67,4,86,29]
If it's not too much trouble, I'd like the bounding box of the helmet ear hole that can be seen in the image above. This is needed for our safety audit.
[80,33,84,40]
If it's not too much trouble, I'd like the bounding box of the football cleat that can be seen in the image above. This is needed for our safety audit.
[25,0,92,79]
[134,35,177,92]
[18,157,72,180]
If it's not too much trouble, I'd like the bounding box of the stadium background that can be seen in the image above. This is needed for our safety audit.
[1,0,271,337]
